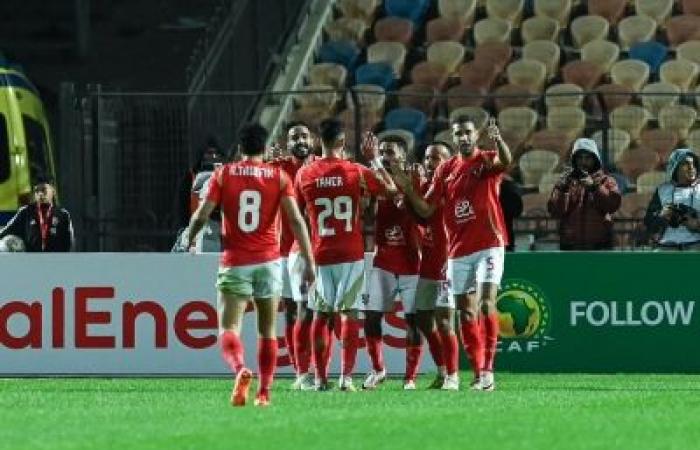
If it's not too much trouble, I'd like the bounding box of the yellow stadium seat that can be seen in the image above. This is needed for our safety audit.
[309,63,348,89]
[659,59,699,92]
[474,17,512,45]
[295,84,339,111]
[635,0,674,26]
[486,0,524,27]
[546,106,586,140]
[658,104,697,140]
[427,41,466,74]
[640,82,680,118]
[592,128,631,166]
[581,40,620,74]
[685,128,700,154]
[337,0,380,23]
[610,105,652,142]
[367,41,407,78]
[493,83,535,112]
[521,16,560,44]
[519,149,560,188]
[348,84,386,115]
[449,106,490,130]
[611,59,650,91]
[636,171,666,194]
[438,0,477,27]
[545,83,584,109]
[538,171,561,194]
[522,40,560,80]
[325,17,369,45]
[507,59,547,92]
[378,129,416,155]
[676,40,700,66]
[618,15,657,50]
[570,15,610,49]
[498,106,539,141]
[534,0,572,28]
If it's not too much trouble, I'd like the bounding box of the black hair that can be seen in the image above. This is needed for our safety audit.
[285,120,314,134]
[428,140,453,154]
[239,123,269,156]
[319,117,344,147]
[451,114,477,128]
[379,135,407,152]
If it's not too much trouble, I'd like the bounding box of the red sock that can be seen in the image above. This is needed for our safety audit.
[425,330,444,369]
[460,319,484,379]
[366,335,385,372]
[341,317,360,376]
[293,319,312,376]
[285,322,296,371]
[483,313,500,372]
[440,331,459,376]
[257,337,277,396]
[220,330,245,374]
[312,316,330,382]
[405,344,423,382]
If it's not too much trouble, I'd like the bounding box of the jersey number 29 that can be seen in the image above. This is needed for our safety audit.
[315,196,352,236]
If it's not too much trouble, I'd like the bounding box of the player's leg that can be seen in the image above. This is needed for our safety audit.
[289,252,314,389]
[338,309,360,391]
[474,247,505,392]
[435,304,459,390]
[415,278,446,388]
[311,264,334,390]
[362,267,394,389]
[281,257,297,371]
[334,259,365,391]
[400,275,422,390]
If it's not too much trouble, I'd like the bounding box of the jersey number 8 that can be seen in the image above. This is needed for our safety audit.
[238,190,261,232]
[315,196,352,236]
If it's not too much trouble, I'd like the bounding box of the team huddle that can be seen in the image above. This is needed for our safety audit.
[187,114,512,407]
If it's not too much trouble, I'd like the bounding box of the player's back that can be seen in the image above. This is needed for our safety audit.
[296,157,381,265]
[210,160,290,266]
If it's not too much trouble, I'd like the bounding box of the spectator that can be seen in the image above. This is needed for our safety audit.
[548,138,621,250]
[644,148,700,250]
[499,174,523,252]
[0,180,74,252]
[176,137,225,228]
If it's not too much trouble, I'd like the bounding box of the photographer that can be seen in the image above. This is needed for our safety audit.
[644,148,700,250]
[548,138,621,250]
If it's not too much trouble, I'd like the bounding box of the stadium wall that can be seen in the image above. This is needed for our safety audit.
[1,253,699,375]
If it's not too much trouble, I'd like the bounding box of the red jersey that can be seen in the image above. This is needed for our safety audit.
[206,160,293,267]
[374,188,422,276]
[419,180,447,280]
[426,149,508,259]
[295,157,384,265]
[272,157,309,256]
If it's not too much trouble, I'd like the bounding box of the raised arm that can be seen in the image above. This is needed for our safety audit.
[487,118,512,170]
[388,164,438,219]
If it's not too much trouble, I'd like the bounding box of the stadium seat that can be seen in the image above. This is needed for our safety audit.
[658,104,697,140]
[616,147,660,181]
[377,128,416,154]
[581,40,620,74]
[640,128,678,165]
[545,83,584,109]
[629,41,668,75]
[636,171,666,194]
[498,106,539,142]
[561,60,603,90]
[374,17,414,45]
[588,0,627,26]
[659,59,698,92]
[676,40,700,67]
[618,16,657,50]
[521,16,559,44]
[592,128,631,166]
[449,106,489,130]
[486,0,524,27]
[529,129,574,159]
[611,59,650,91]
[367,42,406,78]
[385,0,431,25]
[438,0,477,27]
[384,107,428,141]
[595,83,633,111]
[534,0,572,28]
[635,0,673,26]
[397,84,437,116]
[519,149,560,188]
[355,62,396,91]
[473,17,512,45]
[337,0,380,23]
[447,84,488,110]
[319,40,361,72]
[619,192,654,218]
[570,15,610,49]
[426,17,466,44]
[411,61,451,90]
[538,171,561,194]
[294,84,339,112]
[522,40,560,80]
[546,106,586,140]
[347,84,386,116]
[309,63,348,89]
[459,60,499,91]
[325,17,369,46]
[610,105,652,142]
[493,83,536,112]
[666,15,700,48]
[427,41,466,73]
[682,0,700,15]
[685,128,700,154]
[640,82,680,118]
[473,42,513,72]
[337,108,383,148]
[507,59,547,92]
[521,191,551,216]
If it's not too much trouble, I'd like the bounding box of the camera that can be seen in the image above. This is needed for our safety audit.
[667,203,697,228]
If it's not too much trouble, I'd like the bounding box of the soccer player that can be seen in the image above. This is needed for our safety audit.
[413,141,460,390]
[361,136,423,391]
[295,118,395,391]
[187,123,315,407]
[387,117,512,391]
[272,121,317,390]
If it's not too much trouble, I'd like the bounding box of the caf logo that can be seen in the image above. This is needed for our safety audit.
[496,279,551,339]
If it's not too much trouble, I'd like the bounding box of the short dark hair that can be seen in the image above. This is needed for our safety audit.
[379,135,407,153]
[285,120,314,134]
[239,123,268,156]
[451,114,477,128]
[429,140,453,154]
[319,118,344,147]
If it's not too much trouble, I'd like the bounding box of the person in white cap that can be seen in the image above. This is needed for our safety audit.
[548,138,621,250]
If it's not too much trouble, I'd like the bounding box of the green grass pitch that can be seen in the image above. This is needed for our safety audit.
[1,373,699,450]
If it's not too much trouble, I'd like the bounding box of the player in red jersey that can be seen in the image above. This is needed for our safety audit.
[271,121,317,390]
[295,118,395,391]
[388,116,512,391]
[361,136,424,390]
[412,141,460,390]
[187,123,315,406]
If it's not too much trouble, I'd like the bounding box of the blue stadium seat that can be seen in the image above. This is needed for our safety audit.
[385,0,430,26]
[629,41,668,75]
[319,40,361,72]
[355,62,396,91]
[384,107,428,141]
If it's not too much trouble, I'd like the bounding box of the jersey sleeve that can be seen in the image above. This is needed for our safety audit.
[482,150,507,176]
[425,162,446,204]
[359,165,384,196]
[205,166,223,206]
[293,169,306,210]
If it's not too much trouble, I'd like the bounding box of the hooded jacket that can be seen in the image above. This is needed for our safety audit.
[643,148,700,246]
[0,202,74,252]
[547,138,622,250]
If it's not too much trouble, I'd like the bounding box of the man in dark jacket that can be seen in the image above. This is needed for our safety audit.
[548,138,621,250]
[0,181,74,252]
